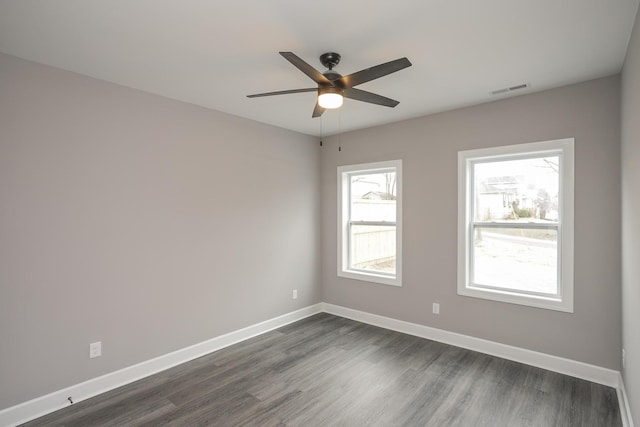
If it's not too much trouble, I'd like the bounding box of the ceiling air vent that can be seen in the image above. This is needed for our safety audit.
[491,83,530,95]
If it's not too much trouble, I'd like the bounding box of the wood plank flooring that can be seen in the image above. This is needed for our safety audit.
[22,313,622,426]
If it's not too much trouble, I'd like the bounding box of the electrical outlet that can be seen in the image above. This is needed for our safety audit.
[432,303,440,315]
[292,289,298,300]
[89,341,102,358]
[623,348,626,369]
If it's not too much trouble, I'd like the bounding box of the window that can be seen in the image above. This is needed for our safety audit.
[338,160,402,286]
[457,139,574,312]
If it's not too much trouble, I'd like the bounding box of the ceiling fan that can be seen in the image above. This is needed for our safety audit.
[247,52,412,118]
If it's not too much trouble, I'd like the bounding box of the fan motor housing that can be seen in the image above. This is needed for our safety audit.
[323,70,342,82]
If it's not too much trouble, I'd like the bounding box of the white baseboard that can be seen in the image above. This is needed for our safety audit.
[322,303,620,388]
[0,304,323,427]
[618,373,635,427]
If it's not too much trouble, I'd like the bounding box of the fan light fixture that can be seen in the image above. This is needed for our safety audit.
[318,86,344,109]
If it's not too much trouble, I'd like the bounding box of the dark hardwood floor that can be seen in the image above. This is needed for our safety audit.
[22,313,622,426]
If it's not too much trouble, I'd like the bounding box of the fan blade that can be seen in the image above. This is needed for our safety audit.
[280,52,332,85]
[312,103,325,118]
[336,57,412,88]
[247,88,317,98]
[343,87,400,107]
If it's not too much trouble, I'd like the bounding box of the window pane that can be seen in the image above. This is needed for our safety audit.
[349,224,396,274]
[474,156,559,223]
[472,226,558,295]
[350,172,396,222]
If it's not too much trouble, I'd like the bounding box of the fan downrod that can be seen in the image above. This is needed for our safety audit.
[319,52,341,70]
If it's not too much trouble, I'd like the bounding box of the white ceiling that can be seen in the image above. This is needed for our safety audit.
[1,0,638,137]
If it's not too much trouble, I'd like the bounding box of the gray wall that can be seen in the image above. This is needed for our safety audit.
[0,53,321,410]
[321,76,621,370]
[622,5,640,423]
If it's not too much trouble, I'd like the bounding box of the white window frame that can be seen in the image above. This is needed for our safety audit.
[338,160,402,287]
[457,138,574,312]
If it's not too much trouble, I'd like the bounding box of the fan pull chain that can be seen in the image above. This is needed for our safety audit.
[338,111,342,152]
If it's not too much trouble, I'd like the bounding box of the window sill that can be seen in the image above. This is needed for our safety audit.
[339,269,402,287]
[458,285,573,313]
